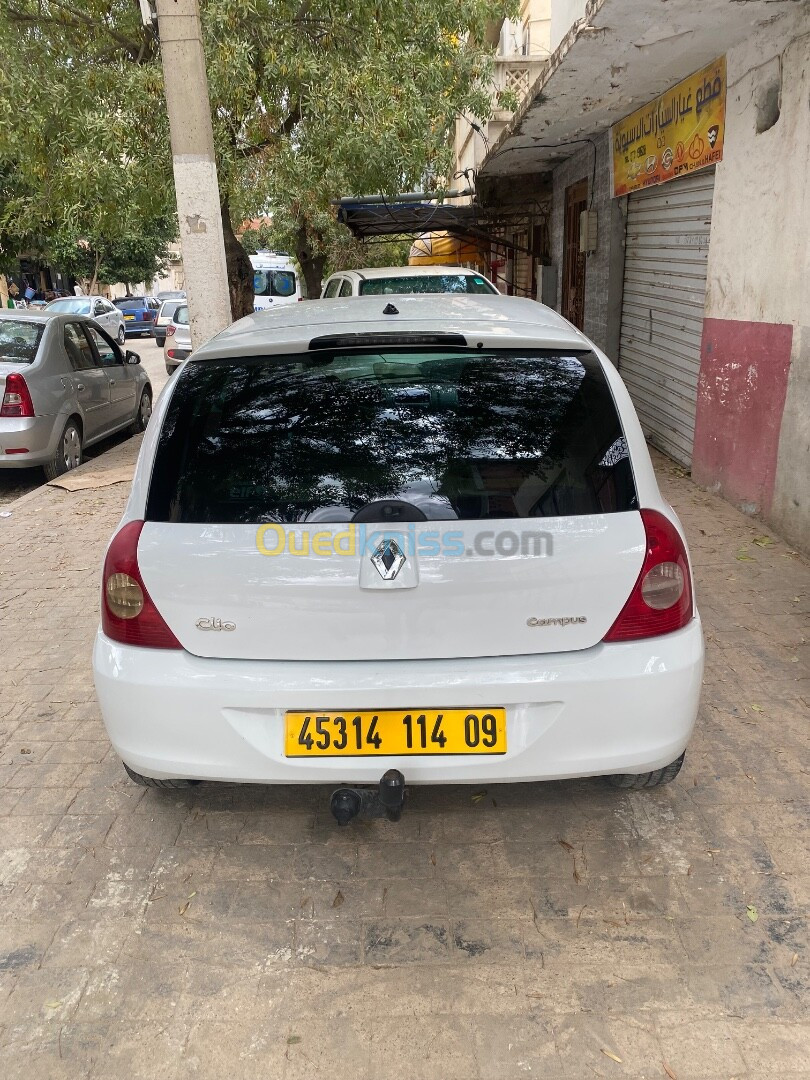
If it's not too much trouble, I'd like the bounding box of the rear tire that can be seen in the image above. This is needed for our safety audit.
[129,388,152,435]
[43,418,82,481]
[123,762,200,789]
[606,753,685,789]
[117,325,125,345]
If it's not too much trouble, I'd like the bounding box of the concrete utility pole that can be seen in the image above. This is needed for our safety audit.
[153,0,232,348]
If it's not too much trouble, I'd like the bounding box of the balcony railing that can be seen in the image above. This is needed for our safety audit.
[492,56,548,105]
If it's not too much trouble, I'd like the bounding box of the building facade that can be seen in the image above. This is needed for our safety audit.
[474,0,809,553]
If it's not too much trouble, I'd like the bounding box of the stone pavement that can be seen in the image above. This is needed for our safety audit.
[0,442,808,1080]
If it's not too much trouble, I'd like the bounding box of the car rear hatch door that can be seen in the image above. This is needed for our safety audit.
[138,346,644,661]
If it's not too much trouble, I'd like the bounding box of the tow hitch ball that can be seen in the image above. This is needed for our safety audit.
[330,769,406,826]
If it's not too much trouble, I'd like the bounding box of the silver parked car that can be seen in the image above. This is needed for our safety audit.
[152,298,185,348]
[44,296,126,344]
[163,302,191,375]
[0,311,152,480]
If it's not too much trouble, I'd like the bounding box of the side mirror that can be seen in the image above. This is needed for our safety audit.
[125,350,141,365]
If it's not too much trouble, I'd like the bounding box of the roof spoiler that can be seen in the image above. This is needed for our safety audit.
[308,332,468,350]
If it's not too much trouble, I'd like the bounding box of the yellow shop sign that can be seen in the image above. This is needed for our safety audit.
[611,57,726,197]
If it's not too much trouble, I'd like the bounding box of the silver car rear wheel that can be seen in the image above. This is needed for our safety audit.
[130,388,153,435]
[44,420,82,481]
[117,325,125,345]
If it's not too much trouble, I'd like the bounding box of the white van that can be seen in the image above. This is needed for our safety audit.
[250,251,301,311]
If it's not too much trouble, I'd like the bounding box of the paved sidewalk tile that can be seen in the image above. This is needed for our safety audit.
[0,441,808,1078]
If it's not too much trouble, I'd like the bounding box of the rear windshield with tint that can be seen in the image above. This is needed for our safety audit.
[253,270,296,297]
[146,349,636,525]
[0,319,45,364]
[114,298,148,310]
[360,274,497,296]
[158,301,182,320]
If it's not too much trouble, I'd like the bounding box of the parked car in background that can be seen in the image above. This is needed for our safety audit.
[45,296,126,344]
[163,303,191,375]
[114,296,160,337]
[156,290,186,302]
[250,251,300,311]
[321,265,499,298]
[0,310,152,479]
[152,299,186,348]
[93,294,703,809]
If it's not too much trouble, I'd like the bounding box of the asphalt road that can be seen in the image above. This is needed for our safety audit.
[0,334,168,508]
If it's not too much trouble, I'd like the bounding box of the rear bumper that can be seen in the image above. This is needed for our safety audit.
[165,349,190,374]
[0,415,57,467]
[124,318,152,334]
[93,619,704,784]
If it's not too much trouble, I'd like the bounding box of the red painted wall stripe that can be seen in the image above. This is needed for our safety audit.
[692,318,793,513]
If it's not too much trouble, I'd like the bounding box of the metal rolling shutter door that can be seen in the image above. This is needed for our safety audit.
[618,170,714,466]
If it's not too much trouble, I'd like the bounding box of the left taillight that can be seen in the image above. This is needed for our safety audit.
[101,520,182,649]
[1,373,35,418]
[603,509,694,642]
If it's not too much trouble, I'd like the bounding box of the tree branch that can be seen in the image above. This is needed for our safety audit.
[237,103,303,158]
[6,2,154,63]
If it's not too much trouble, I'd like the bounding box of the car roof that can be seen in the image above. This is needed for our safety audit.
[331,265,483,281]
[192,295,587,361]
[0,309,56,323]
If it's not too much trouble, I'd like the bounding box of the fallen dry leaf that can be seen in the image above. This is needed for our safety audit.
[332,890,345,908]
[430,852,436,866]
[601,1048,622,1064]
[178,902,190,916]
[735,550,755,561]
[663,1062,678,1079]
[790,953,798,966]
[286,1035,301,1045]
[746,904,759,923]
[300,896,311,909]
[558,839,574,853]
[749,704,764,713]
[44,1000,62,1009]
[471,790,487,803]
[752,536,773,547]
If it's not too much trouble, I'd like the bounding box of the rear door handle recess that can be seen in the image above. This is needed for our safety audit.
[76,383,85,391]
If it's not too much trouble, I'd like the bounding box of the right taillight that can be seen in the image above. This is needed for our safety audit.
[1,373,35,418]
[603,509,693,642]
[166,324,176,337]
[101,520,182,649]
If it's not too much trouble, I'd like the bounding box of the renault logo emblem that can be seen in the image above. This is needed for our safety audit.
[371,538,406,581]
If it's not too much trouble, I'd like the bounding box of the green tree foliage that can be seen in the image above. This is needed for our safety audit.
[46,217,175,291]
[0,0,514,313]
[240,219,412,283]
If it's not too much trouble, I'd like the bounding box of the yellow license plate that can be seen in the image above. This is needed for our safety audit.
[124,313,135,320]
[284,709,506,757]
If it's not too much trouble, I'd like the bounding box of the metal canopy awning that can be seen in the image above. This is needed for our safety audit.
[335,200,479,239]
[334,185,552,256]
[479,0,786,178]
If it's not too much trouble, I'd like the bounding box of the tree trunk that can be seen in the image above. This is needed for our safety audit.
[296,223,326,299]
[221,200,255,321]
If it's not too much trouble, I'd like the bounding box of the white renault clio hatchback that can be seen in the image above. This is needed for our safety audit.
[93,296,703,819]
